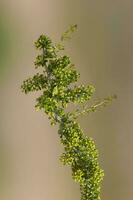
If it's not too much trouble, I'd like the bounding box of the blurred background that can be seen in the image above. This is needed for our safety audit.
[0,0,133,200]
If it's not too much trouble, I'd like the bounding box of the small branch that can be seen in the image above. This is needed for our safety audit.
[72,95,117,119]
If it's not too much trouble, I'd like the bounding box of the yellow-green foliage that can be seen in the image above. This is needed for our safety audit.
[21,25,116,200]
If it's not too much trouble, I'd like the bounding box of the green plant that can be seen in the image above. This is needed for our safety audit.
[21,25,116,200]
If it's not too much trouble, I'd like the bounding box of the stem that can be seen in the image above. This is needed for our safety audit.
[72,95,117,119]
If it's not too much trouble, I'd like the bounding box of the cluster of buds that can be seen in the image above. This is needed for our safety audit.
[21,25,116,200]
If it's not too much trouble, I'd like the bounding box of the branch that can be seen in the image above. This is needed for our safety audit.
[72,95,117,119]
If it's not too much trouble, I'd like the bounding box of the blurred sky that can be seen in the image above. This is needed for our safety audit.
[0,1,133,200]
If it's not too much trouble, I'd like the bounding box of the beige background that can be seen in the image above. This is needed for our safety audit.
[0,1,133,200]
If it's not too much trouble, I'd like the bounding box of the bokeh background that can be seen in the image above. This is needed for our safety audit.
[0,0,133,200]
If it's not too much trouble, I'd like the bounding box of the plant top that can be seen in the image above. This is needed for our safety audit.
[21,24,116,200]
